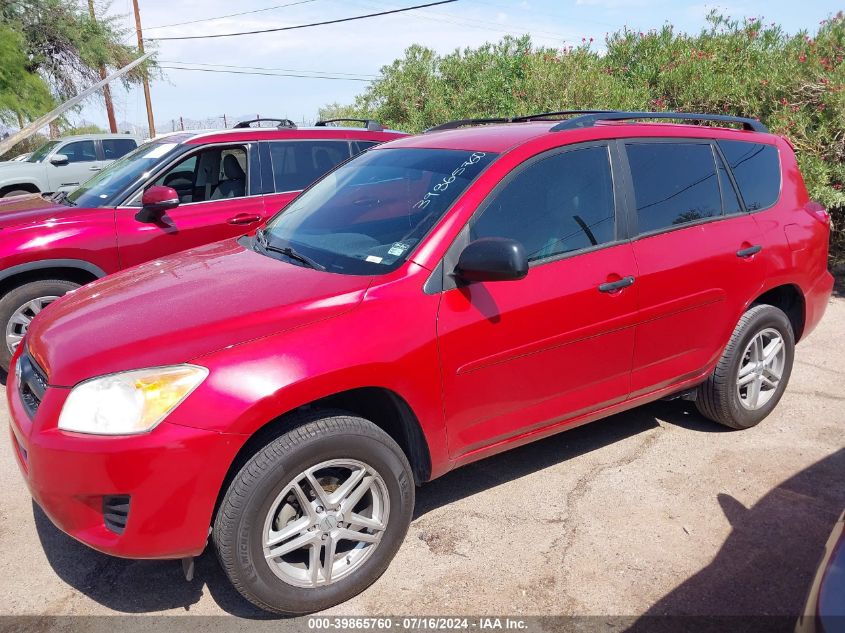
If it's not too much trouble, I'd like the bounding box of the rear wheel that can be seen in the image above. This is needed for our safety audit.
[696,304,795,429]
[213,411,414,615]
[0,279,79,371]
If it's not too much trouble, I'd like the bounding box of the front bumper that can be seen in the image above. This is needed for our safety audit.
[7,361,243,559]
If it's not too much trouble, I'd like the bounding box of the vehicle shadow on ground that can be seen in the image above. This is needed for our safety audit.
[30,400,735,618]
[626,448,845,631]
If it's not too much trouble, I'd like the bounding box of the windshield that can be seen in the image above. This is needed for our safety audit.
[67,142,181,208]
[27,141,60,163]
[262,148,496,275]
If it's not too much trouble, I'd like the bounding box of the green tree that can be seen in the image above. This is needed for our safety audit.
[0,0,150,124]
[0,25,53,126]
[324,12,845,265]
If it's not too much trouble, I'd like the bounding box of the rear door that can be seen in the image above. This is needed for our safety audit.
[621,139,767,396]
[437,142,639,458]
[115,143,266,268]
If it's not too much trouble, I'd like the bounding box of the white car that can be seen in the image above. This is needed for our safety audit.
[0,134,140,197]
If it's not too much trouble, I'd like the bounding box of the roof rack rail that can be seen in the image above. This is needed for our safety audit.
[551,111,768,133]
[511,109,614,122]
[315,118,384,132]
[233,118,297,129]
[425,111,615,132]
[424,118,513,133]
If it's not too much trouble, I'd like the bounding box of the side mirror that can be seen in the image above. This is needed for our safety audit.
[454,237,528,283]
[49,154,68,166]
[136,185,180,223]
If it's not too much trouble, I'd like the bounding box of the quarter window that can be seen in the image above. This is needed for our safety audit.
[626,143,721,233]
[268,141,353,192]
[717,141,781,210]
[470,145,616,262]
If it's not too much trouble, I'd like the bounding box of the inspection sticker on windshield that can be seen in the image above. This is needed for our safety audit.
[366,255,383,263]
[388,242,410,257]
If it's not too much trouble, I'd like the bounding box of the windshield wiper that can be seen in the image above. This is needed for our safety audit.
[255,229,325,271]
[50,191,75,206]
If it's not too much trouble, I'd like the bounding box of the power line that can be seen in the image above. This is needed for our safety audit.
[145,0,320,31]
[352,0,571,42]
[146,0,459,40]
[158,65,375,81]
[158,60,381,78]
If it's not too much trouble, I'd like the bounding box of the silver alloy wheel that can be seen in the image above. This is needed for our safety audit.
[5,296,59,354]
[262,458,390,588]
[736,327,786,410]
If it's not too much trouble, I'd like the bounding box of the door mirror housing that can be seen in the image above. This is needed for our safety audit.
[136,185,180,223]
[49,154,68,166]
[454,237,528,283]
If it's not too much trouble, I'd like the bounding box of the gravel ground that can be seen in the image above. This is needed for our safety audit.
[0,297,842,624]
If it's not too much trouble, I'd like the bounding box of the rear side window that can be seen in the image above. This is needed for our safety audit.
[102,138,138,160]
[470,145,616,261]
[717,141,781,210]
[268,141,353,192]
[626,142,721,234]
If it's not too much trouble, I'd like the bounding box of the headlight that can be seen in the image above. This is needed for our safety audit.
[58,365,208,435]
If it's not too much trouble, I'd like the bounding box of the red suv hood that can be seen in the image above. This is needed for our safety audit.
[0,193,75,228]
[27,239,372,386]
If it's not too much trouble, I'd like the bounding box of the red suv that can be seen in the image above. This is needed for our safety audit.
[0,118,405,369]
[8,111,834,614]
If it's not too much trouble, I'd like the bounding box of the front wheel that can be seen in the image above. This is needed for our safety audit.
[213,411,415,615]
[0,279,80,371]
[696,304,795,429]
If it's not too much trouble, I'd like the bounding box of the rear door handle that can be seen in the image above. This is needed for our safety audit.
[227,213,262,225]
[736,245,762,258]
[598,276,635,293]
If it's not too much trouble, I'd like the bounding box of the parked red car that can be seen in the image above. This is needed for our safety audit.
[8,111,834,614]
[0,118,405,369]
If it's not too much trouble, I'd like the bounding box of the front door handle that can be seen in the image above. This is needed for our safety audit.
[598,275,635,293]
[227,213,262,225]
[89,166,102,171]
[736,245,762,258]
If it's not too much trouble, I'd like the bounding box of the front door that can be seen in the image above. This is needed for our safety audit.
[115,144,267,268]
[437,143,639,459]
[46,139,100,192]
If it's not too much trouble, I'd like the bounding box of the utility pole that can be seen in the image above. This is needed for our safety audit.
[87,0,117,133]
[132,0,156,138]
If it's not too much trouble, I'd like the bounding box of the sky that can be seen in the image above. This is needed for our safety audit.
[79,0,841,134]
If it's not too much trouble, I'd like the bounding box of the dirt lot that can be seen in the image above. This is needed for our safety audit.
[0,297,842,623]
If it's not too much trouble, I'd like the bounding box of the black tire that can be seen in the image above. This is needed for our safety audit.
[213,411,415,615]
[0,279,79,371]
[696,304,795,429]
[1,189,35,198]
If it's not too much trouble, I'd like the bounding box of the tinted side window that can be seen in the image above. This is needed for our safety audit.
[60,140,97,163]
[717,141,781,210]
[470,145,615,262]
[627,143,721,233]
[269,141,353,192]
[102,138,137,160]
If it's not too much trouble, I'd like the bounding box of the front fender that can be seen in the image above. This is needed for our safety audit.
[166,273,451,479]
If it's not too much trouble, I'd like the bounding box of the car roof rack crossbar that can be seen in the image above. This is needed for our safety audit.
[424,117,514,133]
[315,118,384,131]
[233,118,297,129]
[551,111,768,133]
